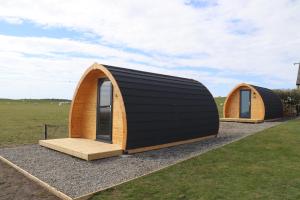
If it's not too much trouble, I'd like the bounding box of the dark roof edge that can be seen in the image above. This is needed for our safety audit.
[103,64,198,83]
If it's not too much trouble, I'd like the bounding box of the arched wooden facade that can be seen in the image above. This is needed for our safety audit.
[69,63,219,153]
[69,64,127,149]
[223,83,283,122]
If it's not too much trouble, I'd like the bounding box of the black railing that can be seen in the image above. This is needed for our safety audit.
[44,124,48,139]
[43,124,68,140]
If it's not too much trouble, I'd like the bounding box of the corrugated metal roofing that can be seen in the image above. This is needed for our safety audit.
[105,65,219,150]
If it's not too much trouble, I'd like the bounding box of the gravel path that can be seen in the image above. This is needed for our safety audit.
[0,121,283,198]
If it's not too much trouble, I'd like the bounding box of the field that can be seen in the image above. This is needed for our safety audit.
[92,118,300,200]
[214,97,226,117]
[0,98,225,147]
[0,99,69,147]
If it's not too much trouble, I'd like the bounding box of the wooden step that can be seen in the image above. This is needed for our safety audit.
[39,138,123,161]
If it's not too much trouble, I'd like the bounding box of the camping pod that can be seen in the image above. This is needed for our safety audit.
[40,63,219,160]
[222,83,283,123]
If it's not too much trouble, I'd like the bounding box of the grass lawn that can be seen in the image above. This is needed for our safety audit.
[92,118,300,200]
[0,99,69,147]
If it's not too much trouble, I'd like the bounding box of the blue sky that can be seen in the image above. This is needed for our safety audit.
[0,0,299,99]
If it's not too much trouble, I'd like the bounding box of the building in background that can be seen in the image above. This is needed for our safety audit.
[221,83,283,123]
[297,65,300,89]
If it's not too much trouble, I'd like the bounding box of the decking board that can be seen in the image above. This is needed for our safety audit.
[220,118,263,123]
[39,138,123,161]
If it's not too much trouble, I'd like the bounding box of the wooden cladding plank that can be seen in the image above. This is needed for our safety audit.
[112,90,124,147]
[225,91,239,118]
[70,69,100,139]
[250,90,264,120]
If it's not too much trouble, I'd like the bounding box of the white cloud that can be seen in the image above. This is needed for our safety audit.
[0,34,245,98]
[1,16,23,24]
[0,0,299,98]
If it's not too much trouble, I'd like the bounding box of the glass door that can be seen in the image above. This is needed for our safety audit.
[240,90,251,118]
[96,79,113,142]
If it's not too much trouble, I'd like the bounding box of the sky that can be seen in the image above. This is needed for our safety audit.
[0,0,299,99]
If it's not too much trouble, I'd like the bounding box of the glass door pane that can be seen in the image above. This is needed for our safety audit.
[240,90,251,118]
[96,79,113,142]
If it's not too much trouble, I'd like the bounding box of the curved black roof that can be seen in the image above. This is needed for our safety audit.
[251,85,283,120]
[105,65,219,150]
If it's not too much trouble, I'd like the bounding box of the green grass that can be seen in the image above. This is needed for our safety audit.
[92,119,300,200]
[0,99,70,147]
[214,97,226,117]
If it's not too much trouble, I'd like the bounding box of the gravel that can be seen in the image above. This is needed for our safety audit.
[0,121,283,198]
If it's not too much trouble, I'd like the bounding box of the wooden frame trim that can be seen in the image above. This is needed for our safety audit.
[126,135,216,154]
[220,118,264,123]
[223,83,265,120]
[0,156,73,200]
[239,89,252,119]
[69,63,127,150]
[95,78,113,143]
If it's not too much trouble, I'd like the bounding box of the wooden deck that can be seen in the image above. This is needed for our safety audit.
[220,118,264,123]
[39,138,123,161]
